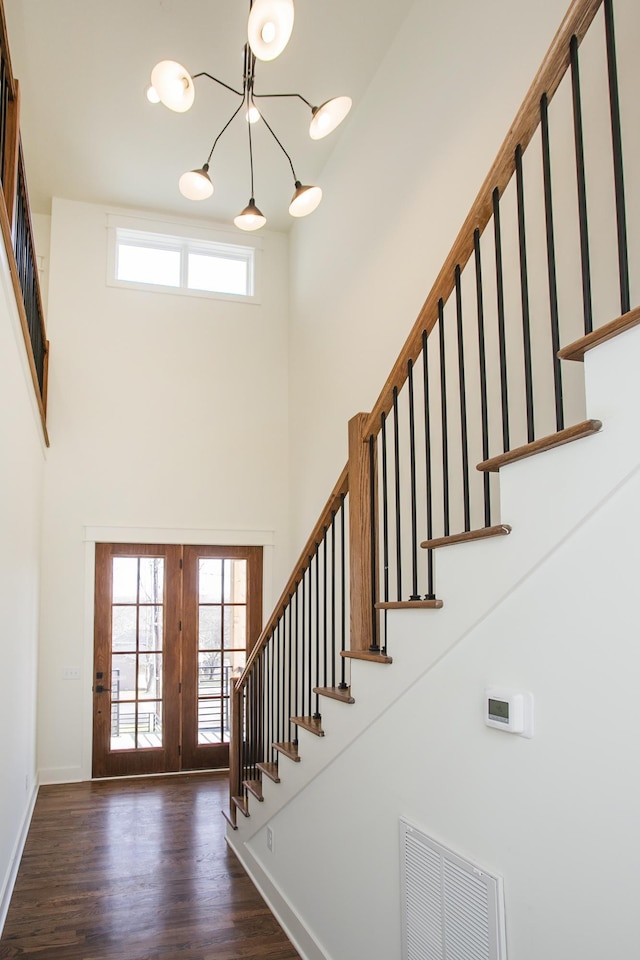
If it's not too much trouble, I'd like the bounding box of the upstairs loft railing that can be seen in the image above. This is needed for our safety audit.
[0,0,49,444]
[229,0,637,820]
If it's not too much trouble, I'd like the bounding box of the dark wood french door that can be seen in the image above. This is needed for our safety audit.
[92,543,262,778]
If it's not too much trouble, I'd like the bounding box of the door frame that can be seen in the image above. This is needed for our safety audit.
[81,526,275,782]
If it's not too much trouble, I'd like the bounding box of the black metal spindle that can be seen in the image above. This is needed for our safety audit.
[300,567,306,717]
[570,34,593,336]
[322,529,328,686]
[369,434,379,652]
[407,360,420,599]
[269,632,275,763]
[287,599,296,745]
[421,331,435,598]
[339,495,348,690]
[515,144,535,442]
[293,588,299,721]
[438,299,450,536]
[330,511,336,689]
[313,548,321,719]
[307,559,313,703]
[604,0,630,316]
[455,266,471,530]
[540,94,565,433]
[275,619,281,748]
[473,230,491,527]
[492,189,510,452]
[381,412,390,604]
[392,387,402,598]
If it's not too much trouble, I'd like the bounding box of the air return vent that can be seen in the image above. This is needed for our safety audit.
[400,820,507,960]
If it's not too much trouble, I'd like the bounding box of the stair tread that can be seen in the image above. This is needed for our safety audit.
[221,807,238,830]
[243,779,264,802]
[558,306,640,361]
[376,599,443,608]
[231,795,250,818]
[421,525,511,550]
[341,650,393,664]
[477,420,602,473]
[314,686,355,704]
[273,741,300,762]
[291,716,325,737]
[257,761,281,783]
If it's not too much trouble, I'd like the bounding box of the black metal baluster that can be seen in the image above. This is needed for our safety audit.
[339,496,348,690]
[473,231,491,527]
[330,511,336,689]
[455,265,471,530]
[516,144,535,442]
[438,299,450,536]
[540,93,565,433]
[293,588,299,721]
[604,0,630,316]
[300,568,306,716]
[286,600,295,746]
[369,434,380,652]
[421,331,435,598]
[313,548,321,719]
[392,387,402,599]
[381,412,390,605]
[322,529,328,686]
[269,632,275,763]
[276,619,282,749]
[492,189,510,453]
[407,360,420,598]
[570,34,593,336]
[307,558,313,702]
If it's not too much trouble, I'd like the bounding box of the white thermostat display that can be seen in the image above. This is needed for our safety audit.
[485,687,534,738]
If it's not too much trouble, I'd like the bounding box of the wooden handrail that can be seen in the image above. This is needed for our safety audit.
[236,462,349,688]
[363,0,602,440]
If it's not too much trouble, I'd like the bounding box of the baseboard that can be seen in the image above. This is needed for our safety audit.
[38,766,84,785]
[0,777,39,936]
[227,834,329,960]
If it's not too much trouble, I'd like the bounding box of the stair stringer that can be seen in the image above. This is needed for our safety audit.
[227,323,640,847]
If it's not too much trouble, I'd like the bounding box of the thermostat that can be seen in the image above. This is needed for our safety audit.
[485,687,534,738]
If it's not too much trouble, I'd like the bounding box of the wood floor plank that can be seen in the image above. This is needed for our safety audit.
[0,774,300,959]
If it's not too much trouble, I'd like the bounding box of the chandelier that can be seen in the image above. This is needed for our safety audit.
[147,0,352,231]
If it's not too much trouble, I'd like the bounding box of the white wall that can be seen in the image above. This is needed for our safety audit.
[38,198,290,782]
[0,228,44,926]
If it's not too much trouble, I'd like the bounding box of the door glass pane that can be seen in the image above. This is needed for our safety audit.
[139,606,163,651]
[199,606,222,650]
[139,558,164,603]
[199,558,223,602]
[112,606,137,651]
[112,557,138,603]
[138,653,162,701]
[223,606,246,650]
[227,650,246,680]
[198,651,222,696]
[136,702,163,748]
[197,698,223,744]
[111,701,137,751]
[112,653,136,702]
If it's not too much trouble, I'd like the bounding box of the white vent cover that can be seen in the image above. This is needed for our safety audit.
[400,819,506,960]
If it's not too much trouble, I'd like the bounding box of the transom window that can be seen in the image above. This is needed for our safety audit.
[111,227,256,299]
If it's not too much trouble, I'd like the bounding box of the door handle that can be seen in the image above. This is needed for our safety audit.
[95,685,108,693]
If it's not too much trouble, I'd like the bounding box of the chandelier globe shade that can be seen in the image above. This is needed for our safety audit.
[247,0,295,61]
[179,166,214,201]
[309,96,352,140]
[234,199,267,231]
[150,60,195,113]
[289,182,322,218]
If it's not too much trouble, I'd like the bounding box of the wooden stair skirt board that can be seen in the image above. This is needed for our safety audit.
[257,761,281,783]
[341,650,393,664]
[232,795,250,818]
[244,780,264,802]
[477,420,602,473]
[291,716,324,737]
[558,306,640,361]
[273,741,300,762]
[314,686,356,704]
[421,525,511,550]
[376,599,444,609]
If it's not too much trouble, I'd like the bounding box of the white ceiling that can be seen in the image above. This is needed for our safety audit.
[3,0,414,231]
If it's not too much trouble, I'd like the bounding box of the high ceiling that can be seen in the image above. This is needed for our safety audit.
[3,0,414,231]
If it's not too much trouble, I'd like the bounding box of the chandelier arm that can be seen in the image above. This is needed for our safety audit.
[252,91,313,109]
[193,71,245,98]
[258,109,297,182]
[248,108,256,197]
[206,101,246,164]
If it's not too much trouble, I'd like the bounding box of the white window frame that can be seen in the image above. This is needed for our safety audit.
[106,215,260,304]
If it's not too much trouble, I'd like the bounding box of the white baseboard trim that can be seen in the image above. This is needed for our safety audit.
[227,834,329,960]
[0,777,39,936]
[38,766,84,785]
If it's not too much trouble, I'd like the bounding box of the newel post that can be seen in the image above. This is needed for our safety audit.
[348,412,378,652]
[229,682,243,812]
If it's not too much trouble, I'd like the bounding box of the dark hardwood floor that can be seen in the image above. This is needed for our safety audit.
[0,774,300,960]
